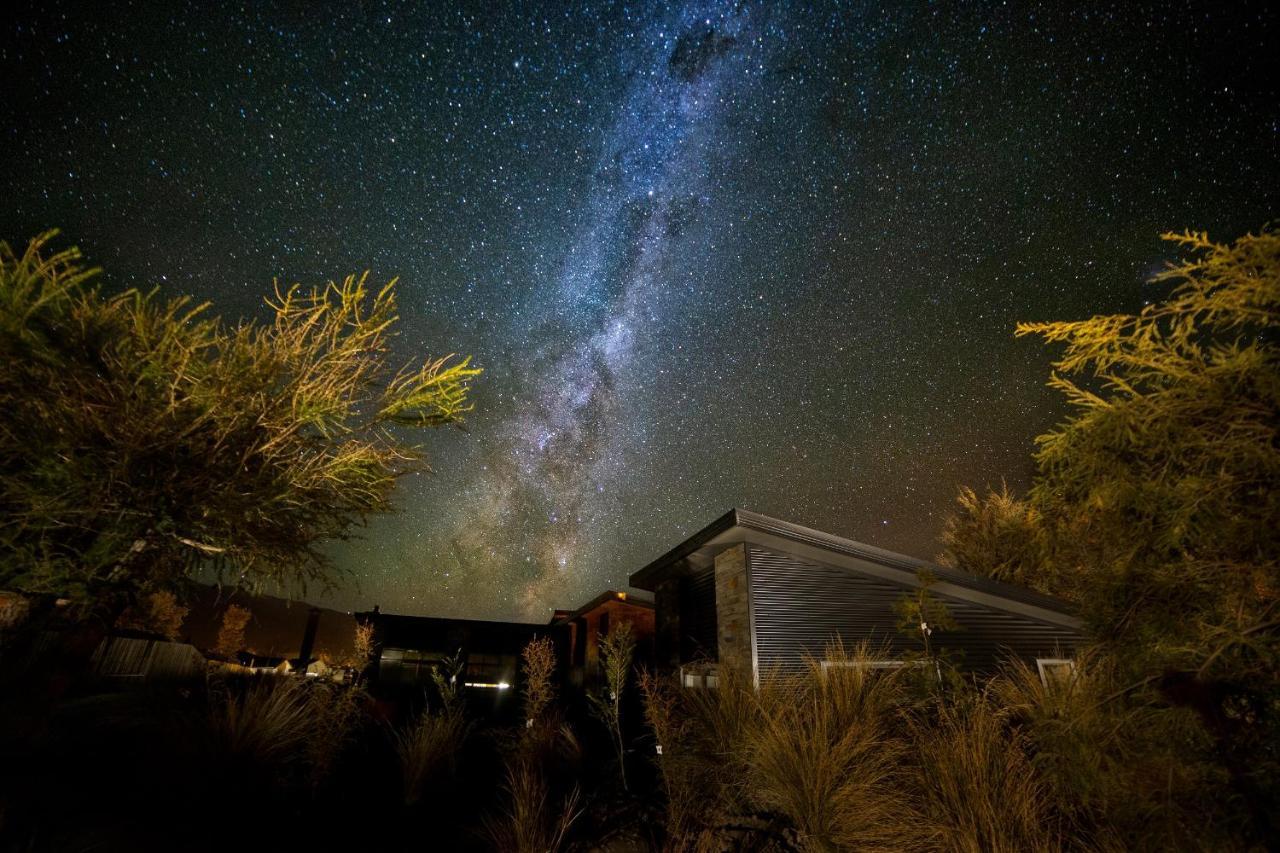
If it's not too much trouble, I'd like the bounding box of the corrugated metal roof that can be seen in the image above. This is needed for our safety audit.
[629,508,1078,622]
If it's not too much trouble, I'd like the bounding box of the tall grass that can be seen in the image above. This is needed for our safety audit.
[205,675,317,772]
[393,704,471,806]
[911,697,1065,853]
[484,758,582,853]
[486,643,584,853]
[744,649,922,852]
[989,655,1215,851]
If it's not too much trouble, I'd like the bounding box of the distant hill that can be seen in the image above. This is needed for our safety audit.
[181,585,356,662]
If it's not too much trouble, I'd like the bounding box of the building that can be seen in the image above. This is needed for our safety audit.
[630,509,1081,685]
[549,590,655,687]
[355,607,550,716]
[91,634,208,685]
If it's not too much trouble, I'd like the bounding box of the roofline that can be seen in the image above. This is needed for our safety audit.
[550,589,654,626]
[629,508,741,589]
[629,508,1081,628]
[354,610,548,629]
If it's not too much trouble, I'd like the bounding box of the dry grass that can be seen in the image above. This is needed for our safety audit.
[484,758,582,853]
[393,706,471,806]
[205,676,316,770]
[989,654,1214,851]
[743,648,922,852]
[305,681,364,789]
[911,697,1065,853]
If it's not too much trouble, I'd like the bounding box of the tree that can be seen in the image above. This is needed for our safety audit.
[588,621,635,791]
[0,232,480,613]
[116,590,188,640]
[349,620,375,673]
[892,569,958,674]
[942,227,1280,843]
[215,604,252,658]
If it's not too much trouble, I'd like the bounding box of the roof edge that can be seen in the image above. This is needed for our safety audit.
[629,507,1079,624]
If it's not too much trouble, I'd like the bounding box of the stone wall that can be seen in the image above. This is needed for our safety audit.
[714,543,753,672]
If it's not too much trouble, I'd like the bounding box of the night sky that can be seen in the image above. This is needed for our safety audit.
[3,2,1277,620]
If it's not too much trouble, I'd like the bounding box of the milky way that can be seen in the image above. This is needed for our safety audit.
[436,5,784,616]
[3,1,1277,619]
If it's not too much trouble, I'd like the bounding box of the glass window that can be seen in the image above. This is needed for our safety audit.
[1036,658,1076,689]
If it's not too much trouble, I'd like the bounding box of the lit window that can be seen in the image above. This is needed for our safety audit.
[1036,658,1076,689]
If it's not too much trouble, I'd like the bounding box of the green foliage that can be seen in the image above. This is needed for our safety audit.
[942,226,1280,846]
[893,569,960,668]
[0,231,479,608]
[990,655,1218,848]
[1015,228,1279,667]
[430,648,466,713]
[939,483,1050,594]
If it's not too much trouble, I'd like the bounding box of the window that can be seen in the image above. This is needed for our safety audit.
[820,659,911,671]
[1036,658,1076,689]
[680,665,719,689]
[465,652,516,688]
[379,647,449,687]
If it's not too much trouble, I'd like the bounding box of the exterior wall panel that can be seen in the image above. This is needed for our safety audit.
[748,546,1079,675]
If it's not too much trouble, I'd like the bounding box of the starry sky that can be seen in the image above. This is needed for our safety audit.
[3,1,1277,621]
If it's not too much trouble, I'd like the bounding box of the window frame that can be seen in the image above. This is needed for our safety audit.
[1035,657,1076,688]
[679,664,719,689]
[819,659,914,671]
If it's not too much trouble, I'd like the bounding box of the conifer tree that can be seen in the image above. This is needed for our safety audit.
[942,226,1279,841]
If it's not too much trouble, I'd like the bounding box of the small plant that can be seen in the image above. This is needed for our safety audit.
[893,569,958,677]
[350,620,374,673]
[588,621,635,791]
[639,667,701,844]
[430,649,465,713]
[521,635,557,727]
[305,682,365,790]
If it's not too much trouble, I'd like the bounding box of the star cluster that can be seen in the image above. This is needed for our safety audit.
[2,1,1277,619]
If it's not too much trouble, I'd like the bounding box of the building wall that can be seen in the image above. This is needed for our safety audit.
[654,577,682,668]
[714,544,753,671]
[747,545,1080,676]
[678,567,718,664]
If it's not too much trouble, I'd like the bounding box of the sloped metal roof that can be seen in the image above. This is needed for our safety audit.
[629,508,1079,627]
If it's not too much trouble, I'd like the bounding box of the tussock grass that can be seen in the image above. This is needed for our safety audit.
[911,697,1065,853]
[394,705,471,806]
[205,676,316,771]
[484,758,582,853]
[744,648,922,852]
